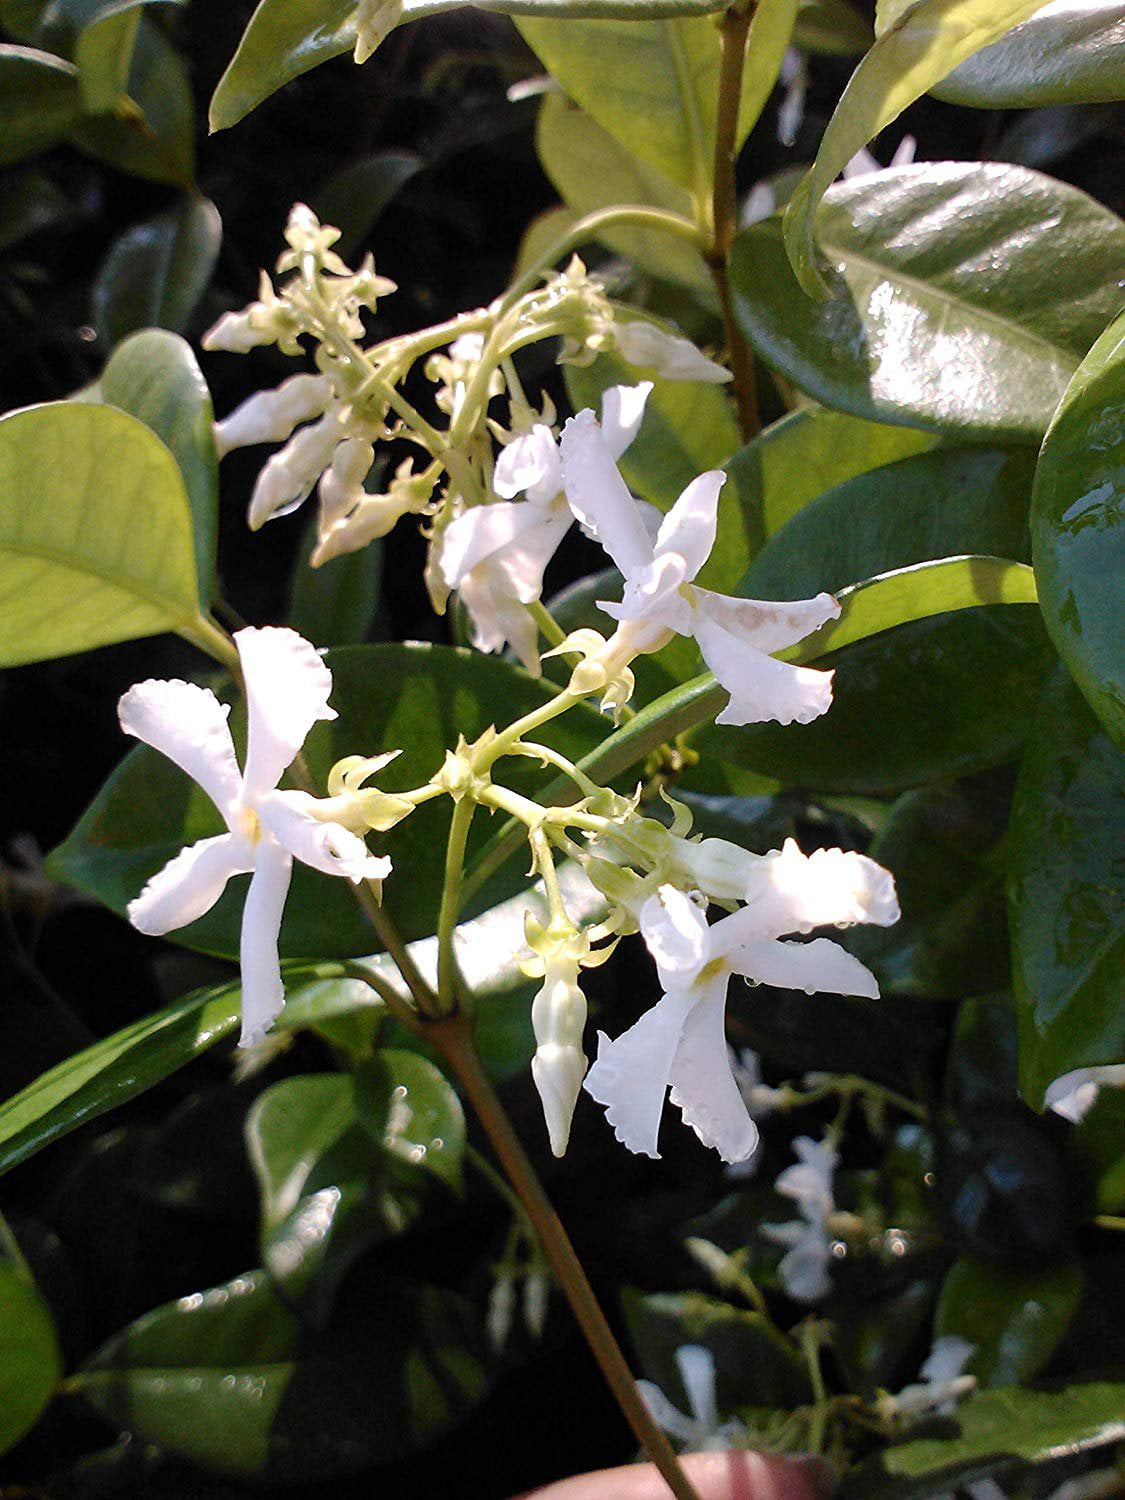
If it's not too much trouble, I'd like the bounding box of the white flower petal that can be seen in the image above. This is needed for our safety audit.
[668,974,759,1164]
[559,411,655,578]
[613,321,731,384]
[583,989,696,1159]
[728,936,881,998]
[676,1345,718,1430]
[494,425,560,501]
[127,833,252,935]
[599,382,652,460]
[654,471,725,581]
[490,500,572,605]
[920,1335,975,1386]
[778,1225,832,1303]
[1045,1064,1125,1123]
[118,679,243,825]
[693,611,835,727]
[239,837,292,1047]
[692,588,840,655]
[639,886,710,987]
[458,562,543,674]
[258,790,392,882]
[737,838,900,936]
[636,1381,700,1445]
[438,502,540,587]
[236,627,336,802]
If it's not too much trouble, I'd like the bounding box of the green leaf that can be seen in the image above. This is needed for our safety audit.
[945,992,1020,1114]
[209,0,728,132]
[88,329,219,609]
[0,1261,62,1455]
[288,515,382,645]
[933,2,1125,108]
[72,15,194,185]
[1031,308,1125,745]
[793,0,871,54]
[734,164,1125,440]
[74,2,138,111]
[623,1289,811,1410]
[536,90,711,300]
[311,148,422,263]
[0,44,81,163]
[0,402,208,666]
[75,1269,489,1478]
[353,1051,465,1192]
[724,403,939,560]
[0,167,74,252]
[246,1062,460,1312]
[49,644,607,956]
[840,1383,1125,1498]
[935,1257,1083,1388]
[1007,671,1125,1108]
[845,779,1010,998]
[91,196,222,350]
[783,0,1053,296]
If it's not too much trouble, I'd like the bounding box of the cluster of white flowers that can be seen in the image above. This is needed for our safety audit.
[761,1134,840,1302]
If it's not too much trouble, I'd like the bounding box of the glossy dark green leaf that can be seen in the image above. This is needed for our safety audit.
[793,0,870,53]
[89,329,219,608]
[246,1064,458,1312]
[33,0,184,56]
[734,164,1125,440]
[0,43,82,163]
[945,992,1020,1114]
[74,3,138,111]
[782,0,1052,296]
[834,1280,935,1396]
[312,148,422,262]
[840,1383,1125,1498]
[91,196,221,350]
[353,1050,465,1192]
[623,1289,811,1410]
[536,90,712,300]
[724,403,939,563]
[933,2,1125,108]
[0,402,210,665]
[75,1269,489,1478]
[72,16,194,185]
[1075,1088,1125,1215]
[701,444,1049,792]
[210,0,728,132]
[49,644,607,956]
[0,1261,63,1455]
[1031,309,1124,745]
[1007,671,1125,1108]
[935,1257,1082,1388]
[288,516,382,646]
[846,780,1011,997]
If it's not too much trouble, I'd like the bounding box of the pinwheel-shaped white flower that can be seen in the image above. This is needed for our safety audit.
[583,840,898,1163]
[119,628,390,1047]
[559,410,841,726]
[762,1134,839,1303]
[435,383,651,675]
[637,1344,748,1452]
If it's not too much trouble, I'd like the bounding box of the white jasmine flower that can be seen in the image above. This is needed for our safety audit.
[878,1334,977,1422]
[636,1345,748,1452]
[119,628,390,1046]
[436,384,651,675]
[1045,1064,1125,1124]
[559,411,841,726]
[762,1134,838,1302]
[583,842,898,1163]
[843,134,917,180]
[612,321,731,384]
[725,1048,786,1181]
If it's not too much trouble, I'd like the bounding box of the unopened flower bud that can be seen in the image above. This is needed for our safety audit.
[613,320,731,384]
[214,374,333,458]
[248,411,344,529]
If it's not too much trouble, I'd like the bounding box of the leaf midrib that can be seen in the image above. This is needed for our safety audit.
[0,536,196,629]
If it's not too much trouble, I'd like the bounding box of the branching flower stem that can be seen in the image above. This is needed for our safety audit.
[436,796,476,1015]
[428,1010,705,1500]
[709,0,760,441]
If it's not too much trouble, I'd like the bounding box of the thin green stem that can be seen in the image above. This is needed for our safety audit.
[338,959,421,1032]
[506,742,603,799]
[498,205,705,314]
[429,1013,703,1500]
[436,797,476,1014]
[181,614,240,671]
[528,598,567,649]
[474,686,584,773]
[800,1321,829,1456]
[709,1,760,441]
[530,829,568,925]
[1094,1215,1125,1232]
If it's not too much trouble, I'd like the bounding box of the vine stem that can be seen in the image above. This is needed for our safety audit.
[428,1011,703,1500]
[709,0,760,442]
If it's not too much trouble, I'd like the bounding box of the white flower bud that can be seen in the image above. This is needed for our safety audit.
[318,437,375,527]
[612,320,731,384]
[527,922,590,1157]
[248,411,344,529]
[213,374,334,458]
